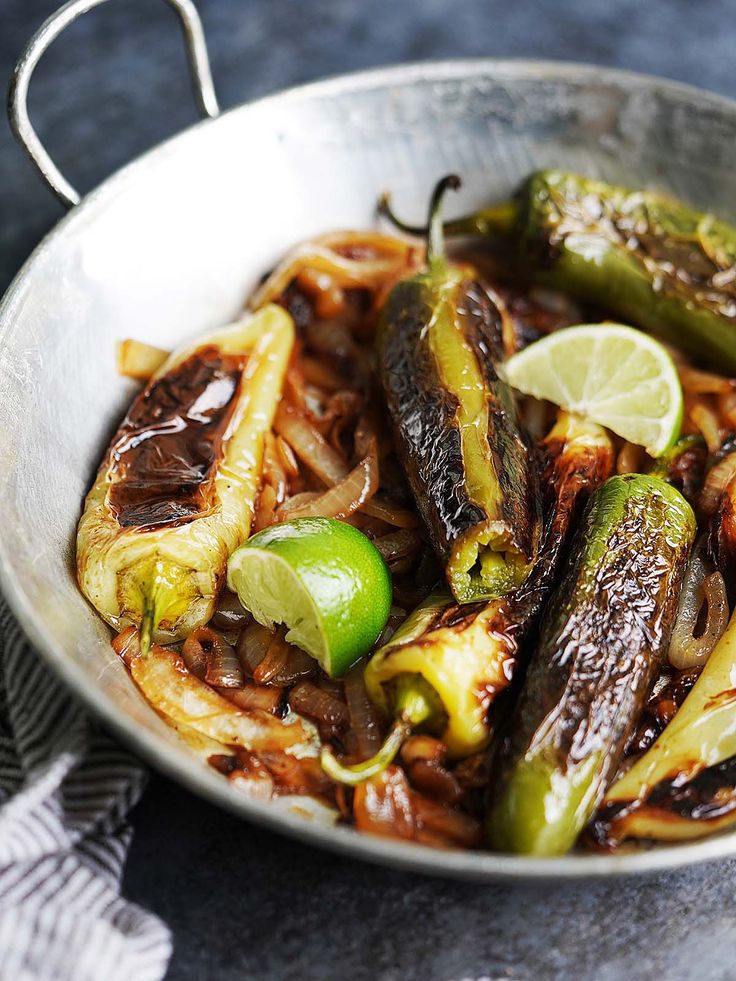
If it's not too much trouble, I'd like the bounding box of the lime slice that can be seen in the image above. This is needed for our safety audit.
[227,517,392,678]
[502,324,683,457]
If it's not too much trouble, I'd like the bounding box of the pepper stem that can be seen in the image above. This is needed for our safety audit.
[320,675,440,786]
[648,434,705,479]
[426,174,461,268]
[378,185,517,243]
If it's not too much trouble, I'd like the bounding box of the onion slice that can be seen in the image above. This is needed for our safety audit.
[700,451,736,516]
[669,540,729,669]
[249,231,421,311]
[276,441,379,521]
[274,403,347,485]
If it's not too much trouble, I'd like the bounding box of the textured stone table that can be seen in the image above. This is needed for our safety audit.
[2,1,736,978]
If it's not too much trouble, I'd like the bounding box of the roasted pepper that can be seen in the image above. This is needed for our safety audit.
[487,474,696,856]
[321,412,613,784]
[77,304,294,645]
[594,606,736,845]
[378,175,541,604]
[384,170,736,372]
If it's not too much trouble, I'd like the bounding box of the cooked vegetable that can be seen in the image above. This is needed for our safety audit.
[668,536,728,670]
[384,170,736,371]
[378,175,541,604]
[249,230,421,315]
[596,605,736,844]
[502,323,684,458]
[112,626,315,754]
[321,411,613,784]
[117,338,169,380]
[77,305,295,645]
[487,474,696,856]
[228,517,392,678]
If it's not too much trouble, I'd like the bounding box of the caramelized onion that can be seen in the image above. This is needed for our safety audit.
[690,403,722,454]
[249,231,419,311]
[288,681,349,727]
[253,628,291,684]
[616,441,644,476]
[373,528,423,566]
[258,750,334,798]
[275,492,321,519]
[276,443,379,521]
[275,435,299,479]
[180,627,208,680]
[271,645,316,686]
[210,591,252,633]
[353,767,415,839]
[700,451,736,515]
[112,625,140,667]
[274,404,417,528]
[229,751,275,800]
[344,666,383,760]
[304,319,365,369]
[669,541,729,669]
[361,494,420,529]
[181,627,244,689]
[407,760,463,805]
[236,622,273,676]
[263,432,288,504]
[412,795,482,848]
[718,389,736,430]
[217,683,283,715]
[299,355,347,392]
[400,735,446,767]
[679,364,735,395]
[253,482,278,532]
[274,404,347,485]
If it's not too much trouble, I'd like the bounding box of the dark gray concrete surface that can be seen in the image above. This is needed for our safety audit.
[3,1,736,978]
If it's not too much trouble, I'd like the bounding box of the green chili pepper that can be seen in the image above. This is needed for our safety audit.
[382,170,736,372]
[321,411,613,785]
[377,175,541,604]
[593,606,736,846]
[486,474,696,856]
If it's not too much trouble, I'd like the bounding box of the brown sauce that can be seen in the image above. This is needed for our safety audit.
[108,346,245,529]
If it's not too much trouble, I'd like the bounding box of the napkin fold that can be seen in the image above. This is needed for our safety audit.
[0,600,171,981]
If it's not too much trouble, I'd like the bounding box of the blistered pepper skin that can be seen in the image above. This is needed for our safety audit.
[593,606,736,846]
[378,259,540,603]
[363,413,614,761]
[77,305,295,643]
[444,170,736,372]
[487,474,696,856]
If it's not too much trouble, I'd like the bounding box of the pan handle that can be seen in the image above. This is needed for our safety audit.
[7,0,220,209]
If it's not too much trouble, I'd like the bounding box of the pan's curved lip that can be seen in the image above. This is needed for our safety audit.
[2,57,736,881]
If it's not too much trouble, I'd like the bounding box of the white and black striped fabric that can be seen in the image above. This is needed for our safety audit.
[0,600,171,980]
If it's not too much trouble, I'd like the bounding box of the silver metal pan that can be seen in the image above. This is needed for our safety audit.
[4,0,736,881]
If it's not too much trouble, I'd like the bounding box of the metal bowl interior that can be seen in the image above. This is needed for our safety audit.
[2,59,736,881]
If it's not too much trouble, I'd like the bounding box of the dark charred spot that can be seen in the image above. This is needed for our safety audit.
[108,347,245,530]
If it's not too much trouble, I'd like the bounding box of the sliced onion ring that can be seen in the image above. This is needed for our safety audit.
[275,441,379,522]
[669,542,729,669]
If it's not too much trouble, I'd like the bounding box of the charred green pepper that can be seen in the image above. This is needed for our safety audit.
[321,412,613,784]
[487,474,696,856]
[384,170,736,372]
[594,606,736,845]
[378,175,541,604]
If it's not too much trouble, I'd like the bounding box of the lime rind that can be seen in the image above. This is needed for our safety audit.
[227,517,392,678]
[502,323,683,457]
[227,547,329,668]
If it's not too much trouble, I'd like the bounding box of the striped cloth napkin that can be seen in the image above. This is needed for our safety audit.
[0,600,171,980]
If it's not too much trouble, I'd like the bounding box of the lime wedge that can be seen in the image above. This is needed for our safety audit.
[227,517,392,678]
[502,324,683,457]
